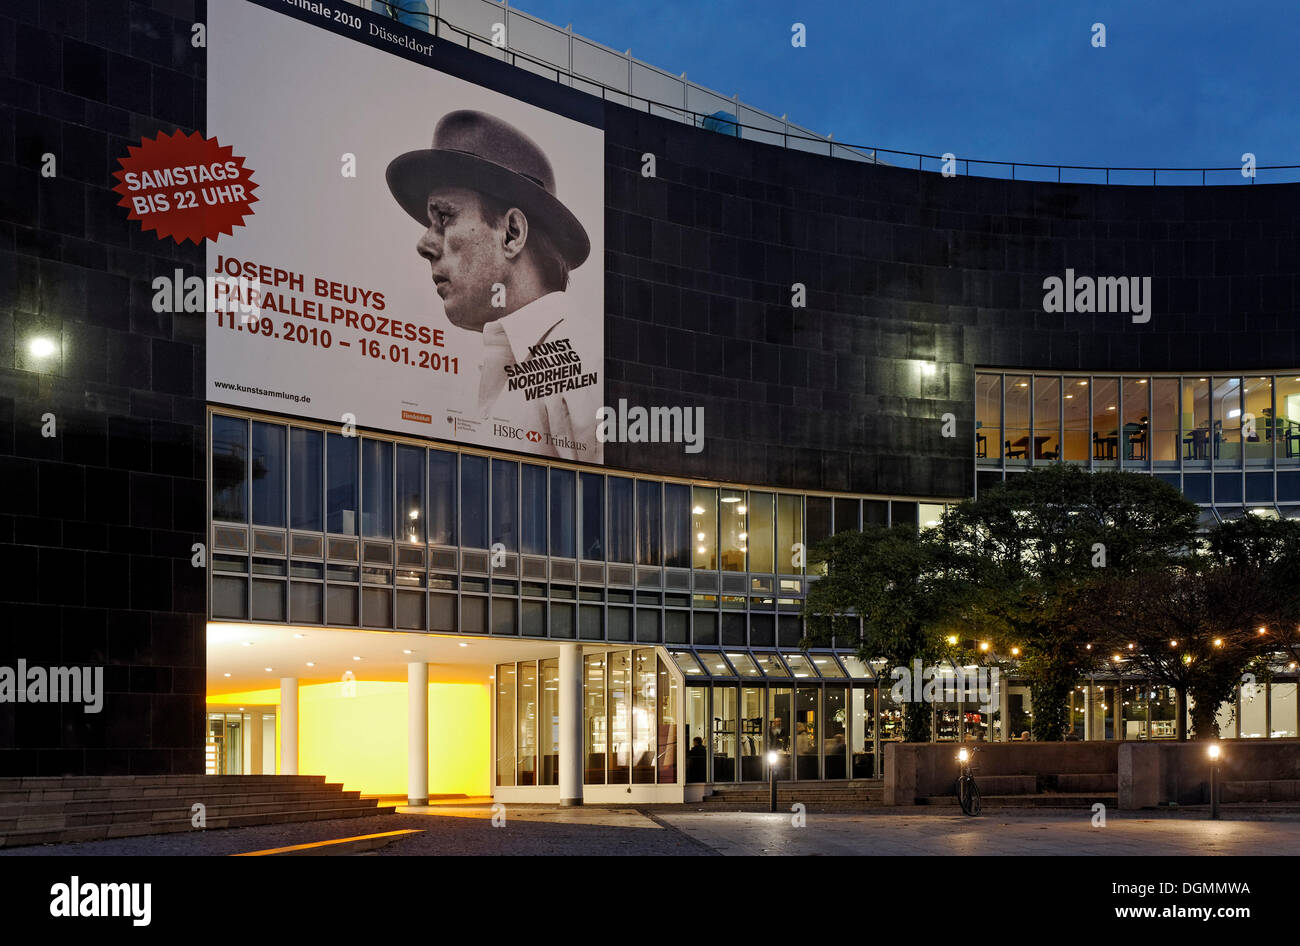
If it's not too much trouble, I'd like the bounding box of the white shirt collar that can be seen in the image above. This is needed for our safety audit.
[484,291,568,365]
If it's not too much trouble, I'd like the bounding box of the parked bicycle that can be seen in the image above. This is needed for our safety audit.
[956,747,982,816]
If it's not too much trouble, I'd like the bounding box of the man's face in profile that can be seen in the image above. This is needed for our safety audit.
[416,185,509,332]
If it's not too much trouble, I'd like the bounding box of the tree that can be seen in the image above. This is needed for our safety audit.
[803,525,957,742]
[936,465,1200,740]
[1078,563,1274,739]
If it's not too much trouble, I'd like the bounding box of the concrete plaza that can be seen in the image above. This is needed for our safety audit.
[2,803,1299,856]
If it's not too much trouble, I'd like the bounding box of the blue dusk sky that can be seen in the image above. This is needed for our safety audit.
[514,0,1297,179]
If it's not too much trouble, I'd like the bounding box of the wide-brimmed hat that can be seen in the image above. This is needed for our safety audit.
[385,110,590,269]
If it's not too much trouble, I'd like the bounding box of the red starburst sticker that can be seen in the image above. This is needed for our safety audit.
[111,130,258,244]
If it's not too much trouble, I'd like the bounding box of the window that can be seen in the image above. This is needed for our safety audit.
[657,656,678,783]
[212,415,248,522]
[1244,376,1272,466]
[584,654,606,784]
[1091,377,1118,466]
[396,445,424,545]
[491,459,518,552]
[740,686,765,781]
[1184,377,1211,466]
[580,473,604,561]
[518,661,537,785]
[833,497,858,533]
[1005,375,1029,463]
[326,433,358,535]
[975,374,1000,461]
[691,487,717,570]
[1151,378,1179,468]
[608,476,634,564]
[636,480,662,566]
[1033,376,1060,462]
[540,658,559,785]
[747,492,775,574]
[776,494,802,574]
[805,497,831,550]
[608,650,630,783]
[251,422,285,527]
[1278,376,1300,467]
[1214,377,1243,467]
[632,649,656,783]
[290,428,323,531]
[1063,377,1089,462]
[719,489,746,571]
[550,468,575,557]
[496,664,515,787]
[460,455,488,549]
[1122,378,1150,467]
[521,464,547,555]
[428,449,457,545]
[361,439,393,539]
[664,483,691,568]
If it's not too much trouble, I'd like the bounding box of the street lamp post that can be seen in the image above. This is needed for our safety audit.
[768,750,778,812]
[1208,743,1221,819]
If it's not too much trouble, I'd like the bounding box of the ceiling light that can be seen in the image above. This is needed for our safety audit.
[692,506,704,515]
[721,496,741,503]
[403,649,413,654]
[352,656,361,661]
[224,672,231,678]
[293,633,306,639]
[306,662,315,667]
[459,642,469,648]
[265,667,273,672]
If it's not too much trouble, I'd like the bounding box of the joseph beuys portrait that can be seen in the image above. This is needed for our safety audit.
[385,110,602,461]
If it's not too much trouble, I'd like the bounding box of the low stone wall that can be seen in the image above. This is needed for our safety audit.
[883,742,1119,805]
[1118,740,1300,809]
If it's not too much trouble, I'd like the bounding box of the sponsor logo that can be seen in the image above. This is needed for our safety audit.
[401,409,432,424]
[526,430,542,443]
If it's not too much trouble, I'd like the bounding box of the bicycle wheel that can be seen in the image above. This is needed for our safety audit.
[965,779,982,816]
[956,776,972,815]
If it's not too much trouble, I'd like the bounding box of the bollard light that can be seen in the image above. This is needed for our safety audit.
[958,748,970,763]
[767,750,779,813]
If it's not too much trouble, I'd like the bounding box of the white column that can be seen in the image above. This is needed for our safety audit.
[559,644,583,806]
[998,676,1010,743]
[279,677,299,775]
[408,662,429,806]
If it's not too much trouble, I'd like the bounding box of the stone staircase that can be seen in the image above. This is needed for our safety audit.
[699,780,884,810]
[919,772,1117,809]
[0,775,390,849]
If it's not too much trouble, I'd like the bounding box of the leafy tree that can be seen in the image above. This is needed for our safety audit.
[1079,563,1274,739]
[936,465,1200,740]
[803,525,958,742]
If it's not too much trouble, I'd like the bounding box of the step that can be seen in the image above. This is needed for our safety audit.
[0,779,340,805]
[1222,779,1300,802]
[0,788,363,819]
[0,804,392,849]
[920,793,1117,808]
[0,797,381,832]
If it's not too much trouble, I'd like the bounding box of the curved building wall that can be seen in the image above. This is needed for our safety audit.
[601,106,1300,498]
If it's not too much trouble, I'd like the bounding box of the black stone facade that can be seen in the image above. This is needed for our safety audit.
[0,0,207,775]
[602,107,1300,497]
[3,0,1299,772]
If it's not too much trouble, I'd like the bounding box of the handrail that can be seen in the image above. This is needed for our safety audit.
[358,2,1300,186]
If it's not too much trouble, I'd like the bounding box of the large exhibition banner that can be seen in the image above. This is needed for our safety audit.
[206,0,605,462]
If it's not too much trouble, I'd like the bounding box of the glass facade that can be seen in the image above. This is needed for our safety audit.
[209,409,946,636]
[976,371,1300,515]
